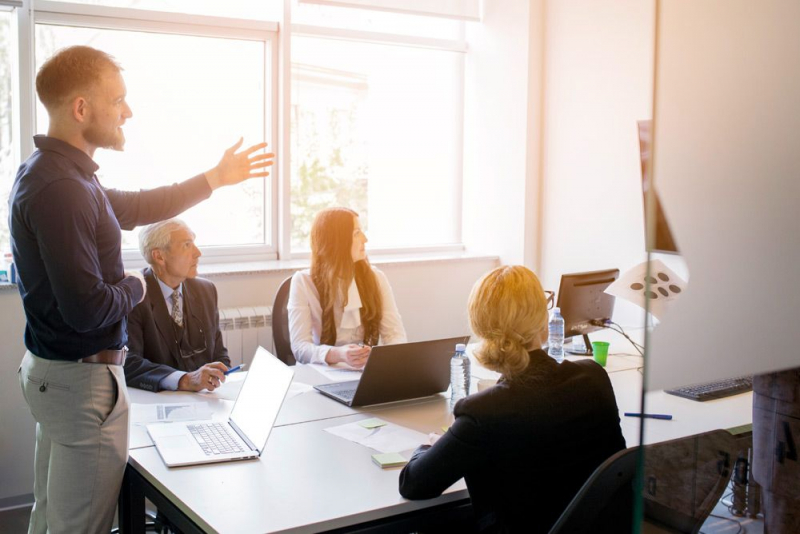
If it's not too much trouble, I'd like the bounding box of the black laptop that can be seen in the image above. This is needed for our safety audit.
[314,336,468,407]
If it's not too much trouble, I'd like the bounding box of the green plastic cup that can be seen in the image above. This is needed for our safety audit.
[591,341,610,367]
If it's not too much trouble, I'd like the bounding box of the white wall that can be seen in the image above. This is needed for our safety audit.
[0,289,33,505]
[462,0,543,269]
[0,256,496,502]
[540,0,656,326]
[648,0,800,390]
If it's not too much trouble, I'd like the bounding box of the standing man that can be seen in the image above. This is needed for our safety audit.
[10,45,273,534]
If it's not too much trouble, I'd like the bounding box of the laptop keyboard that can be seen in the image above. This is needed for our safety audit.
[188,423,245,456]
[337,388,357,400]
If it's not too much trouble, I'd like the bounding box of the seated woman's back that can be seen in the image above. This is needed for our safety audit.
[398,266,625,533]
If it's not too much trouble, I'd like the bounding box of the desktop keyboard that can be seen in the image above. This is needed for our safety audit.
[665,376,753,402]
[188,423,245,456]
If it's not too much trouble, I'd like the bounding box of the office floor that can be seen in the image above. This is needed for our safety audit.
[0,505,31,534]
[0,505,122,534]
[0,498,764,534]
[698,492,764,534]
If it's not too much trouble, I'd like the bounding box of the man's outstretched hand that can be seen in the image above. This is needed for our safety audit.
[205,138,274,190]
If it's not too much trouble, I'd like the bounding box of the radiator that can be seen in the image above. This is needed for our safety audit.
[219,306,273,367]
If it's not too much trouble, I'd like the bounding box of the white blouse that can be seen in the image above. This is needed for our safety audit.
[287,267,407,365]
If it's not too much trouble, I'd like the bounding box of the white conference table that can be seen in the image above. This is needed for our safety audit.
[120,346,752,534]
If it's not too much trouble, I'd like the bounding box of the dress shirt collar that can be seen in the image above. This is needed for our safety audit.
[340,277,363,329]
[155,274,183,305]
[33,135,99,178]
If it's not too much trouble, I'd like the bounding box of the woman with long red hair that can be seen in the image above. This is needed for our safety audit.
[287,207,406,367]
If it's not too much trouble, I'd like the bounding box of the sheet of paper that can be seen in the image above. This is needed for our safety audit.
[605,259,686,321]
[324,419,428,454]
[199,371,246,401]
[129,424,153,449]
[130,402,213,425]
[308,363,363,383]
[287,381,314,400]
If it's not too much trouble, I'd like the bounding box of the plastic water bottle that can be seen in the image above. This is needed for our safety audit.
[548,307,565,363]
[450,343,471,410]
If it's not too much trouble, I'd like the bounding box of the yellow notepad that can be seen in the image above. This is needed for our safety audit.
[371,452,408,469]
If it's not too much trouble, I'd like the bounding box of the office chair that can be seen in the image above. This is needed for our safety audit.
[272,275,296,365]
[550,429,739,534]
[549,446,637,534]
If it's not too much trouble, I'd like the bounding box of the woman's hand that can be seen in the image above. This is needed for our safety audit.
[327,344,371,368]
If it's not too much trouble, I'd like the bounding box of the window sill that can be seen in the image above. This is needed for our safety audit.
[0,252,499,290]
[196,251,499,278]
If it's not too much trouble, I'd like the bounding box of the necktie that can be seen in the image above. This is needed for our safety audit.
[171,290,183,327]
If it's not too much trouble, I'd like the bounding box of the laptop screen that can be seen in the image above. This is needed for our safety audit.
[229,347,294,452]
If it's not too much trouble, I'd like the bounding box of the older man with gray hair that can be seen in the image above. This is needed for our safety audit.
[124,218,231,392]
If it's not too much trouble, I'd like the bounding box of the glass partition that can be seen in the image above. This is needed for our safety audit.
[635,3,800,534]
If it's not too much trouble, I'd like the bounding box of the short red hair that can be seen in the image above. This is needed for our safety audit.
[35,45,122,112]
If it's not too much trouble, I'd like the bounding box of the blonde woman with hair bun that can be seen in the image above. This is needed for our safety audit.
[399,265,627,534]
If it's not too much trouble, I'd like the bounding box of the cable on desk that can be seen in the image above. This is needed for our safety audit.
[591,320,644,356]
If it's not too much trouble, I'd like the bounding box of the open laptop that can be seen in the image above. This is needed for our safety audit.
[147,347,294,467]
[314,336,468,407]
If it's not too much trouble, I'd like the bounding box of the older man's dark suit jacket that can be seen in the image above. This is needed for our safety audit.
[399,350,626,533]
[124,268,230,391]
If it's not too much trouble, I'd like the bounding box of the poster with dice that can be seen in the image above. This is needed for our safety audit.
[605,259,686,320]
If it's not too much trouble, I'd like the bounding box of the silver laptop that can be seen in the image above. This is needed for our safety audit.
[314,336,468,407]
[147,347,294,467]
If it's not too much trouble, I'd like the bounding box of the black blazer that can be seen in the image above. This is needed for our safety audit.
[123,268,230,391]
[399,350,626,533]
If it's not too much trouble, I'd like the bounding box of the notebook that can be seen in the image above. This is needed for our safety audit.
[314,336,468,407]
[147,347,294,467]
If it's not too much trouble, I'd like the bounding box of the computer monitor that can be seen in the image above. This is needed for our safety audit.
[638,120,679,254]
[556,268,620,356]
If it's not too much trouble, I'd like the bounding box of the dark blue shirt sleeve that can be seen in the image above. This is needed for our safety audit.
[30,180,143,333]
[107,174,212,231]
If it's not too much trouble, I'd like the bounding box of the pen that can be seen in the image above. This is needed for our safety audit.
[624,412,672,420]
[224,364,245,376]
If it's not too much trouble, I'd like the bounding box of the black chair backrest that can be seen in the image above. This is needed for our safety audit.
[551,428,739,534]
[549,446,637,534]
[272,276,296,366]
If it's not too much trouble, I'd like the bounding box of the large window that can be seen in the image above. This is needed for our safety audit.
[34,22,272,253]
[2,1,468,263]
[290,3,466,252]
[0,8,16,256]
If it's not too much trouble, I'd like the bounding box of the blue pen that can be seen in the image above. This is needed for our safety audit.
[224,364,245,376]
[624,412,672,420]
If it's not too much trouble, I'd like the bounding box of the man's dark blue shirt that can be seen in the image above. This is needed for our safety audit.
[9,135,211,361]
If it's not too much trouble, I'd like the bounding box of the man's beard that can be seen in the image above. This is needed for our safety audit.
[84,121,125,151]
